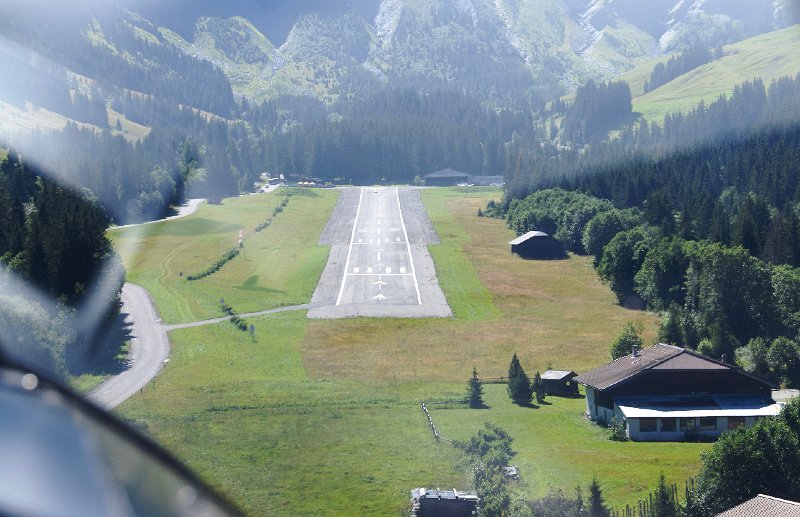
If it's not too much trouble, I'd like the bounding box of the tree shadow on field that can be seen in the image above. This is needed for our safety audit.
[235,275,286,294]
[68,310,133,377]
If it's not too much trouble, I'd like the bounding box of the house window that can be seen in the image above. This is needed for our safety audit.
[698,417,717,431]
[679,418,697,432]
[728,416,745,430]
[639,418,657,432]
[660,418,676,432]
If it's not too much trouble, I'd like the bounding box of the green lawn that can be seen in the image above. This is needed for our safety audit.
[117,187,702,516]
[110,188,338,324]
[431,384,708,509]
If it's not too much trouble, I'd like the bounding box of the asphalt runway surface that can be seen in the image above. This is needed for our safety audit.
[308,186,451,318]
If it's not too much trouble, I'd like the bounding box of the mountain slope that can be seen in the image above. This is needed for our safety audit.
[629,26,800,121]
[149,0,796,105]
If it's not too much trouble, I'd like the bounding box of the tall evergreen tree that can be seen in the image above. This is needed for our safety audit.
[507,353,533,406]
[588,477,609,517]
[532,371,546,404]
[467,367,485,409]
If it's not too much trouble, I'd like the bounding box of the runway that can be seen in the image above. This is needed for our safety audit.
[308,187,451,318]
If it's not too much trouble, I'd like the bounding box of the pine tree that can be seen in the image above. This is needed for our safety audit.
[507,353,532,406]
[588,477,609,517]
[467,367,484,408]
[532,371,546,404]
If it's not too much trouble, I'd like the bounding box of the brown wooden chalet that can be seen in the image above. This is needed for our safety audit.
[575,343,779,441]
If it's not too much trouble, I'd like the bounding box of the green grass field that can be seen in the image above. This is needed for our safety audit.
[118,187,705,515]
[110,188,337,324]
[628,26,800,121]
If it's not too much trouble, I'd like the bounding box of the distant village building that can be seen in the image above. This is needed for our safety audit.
[541,370,579,396]
[575,343,780,441]
[424,169,471,186]
[718,494,800,516]
[509,231,566,259]
[410,488,479,517]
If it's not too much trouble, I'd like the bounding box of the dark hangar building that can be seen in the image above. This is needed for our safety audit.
[509,231,566,259]
[423,169,471,186]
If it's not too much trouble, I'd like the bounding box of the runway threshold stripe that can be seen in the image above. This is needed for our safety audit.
[396,187,422,304]
[336,187,363,306]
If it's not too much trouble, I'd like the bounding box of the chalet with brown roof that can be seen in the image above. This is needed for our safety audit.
[574,343,780,441]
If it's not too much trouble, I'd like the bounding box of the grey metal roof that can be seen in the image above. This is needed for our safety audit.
[718,494,800,516]
[424,168,470,178]
[574,344,777,392]
[509,231,550,245]
[574,344,685,390]
[541,370,576,380]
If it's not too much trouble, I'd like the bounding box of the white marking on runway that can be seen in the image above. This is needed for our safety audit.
[367,267,373,273]
[354,267,360,273]
[386,267,392,274]
[400,267,406,273]
[396,187,422,305]
[337,188,363,306]
[347,273,413,277]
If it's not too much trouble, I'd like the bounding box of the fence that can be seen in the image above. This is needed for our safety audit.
[420,402,451,443]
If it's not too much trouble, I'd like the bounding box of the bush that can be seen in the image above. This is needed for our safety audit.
[187,248,240,280]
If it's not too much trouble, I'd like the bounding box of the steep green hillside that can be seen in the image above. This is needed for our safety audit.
[153,0,794,105]
[631,26,800,121]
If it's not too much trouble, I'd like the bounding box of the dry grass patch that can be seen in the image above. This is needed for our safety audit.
[302,189,659,384]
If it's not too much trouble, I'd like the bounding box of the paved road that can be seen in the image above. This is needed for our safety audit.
[165,303,319,331]
[308,186,451,318]
[88,283,170,410]
[111,198,206,230]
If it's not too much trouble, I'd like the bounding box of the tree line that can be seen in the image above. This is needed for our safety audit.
[495,186,800,388]
[0,152,122,377]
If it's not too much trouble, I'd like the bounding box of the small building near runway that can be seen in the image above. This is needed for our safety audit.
[424,169,471,186]
[541,370,579,396]
[509,231,566,259]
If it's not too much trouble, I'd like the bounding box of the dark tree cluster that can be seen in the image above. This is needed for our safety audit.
[260,87,535,184]
[644,43,714,94]
[506,74,800,200]
[561,80,633,145]
[0,152,122,376]
[500,186,800,387]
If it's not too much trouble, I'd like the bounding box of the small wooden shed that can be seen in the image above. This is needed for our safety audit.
[509,231,566,259]
[541,370,579,396]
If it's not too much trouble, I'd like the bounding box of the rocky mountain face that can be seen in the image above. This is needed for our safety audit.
[125,0,796,104]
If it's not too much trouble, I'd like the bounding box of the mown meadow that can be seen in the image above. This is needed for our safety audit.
[117,187,707,515]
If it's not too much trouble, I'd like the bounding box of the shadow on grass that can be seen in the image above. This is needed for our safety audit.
[68,310,133,377]
[235,275,286,294]
[149,218,241,237]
